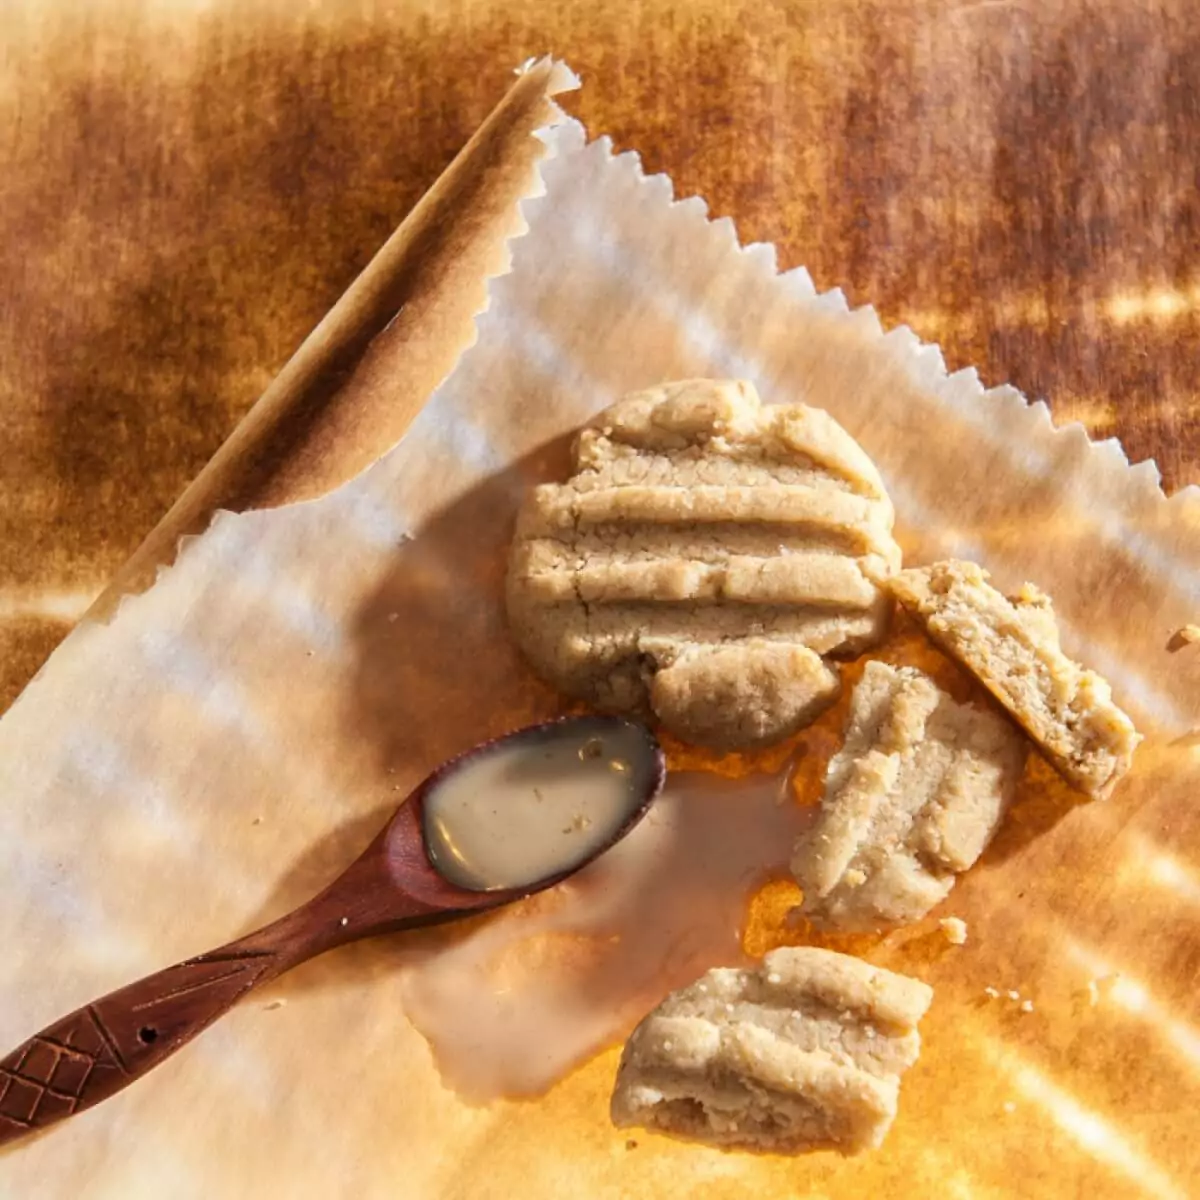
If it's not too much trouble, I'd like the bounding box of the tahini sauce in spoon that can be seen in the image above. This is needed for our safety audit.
[422,718,661,892]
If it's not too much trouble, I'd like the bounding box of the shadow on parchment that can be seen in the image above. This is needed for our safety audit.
[345,437,578,776]
[242,435,576,995]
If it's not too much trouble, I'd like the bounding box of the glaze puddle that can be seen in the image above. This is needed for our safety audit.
[401,763,812,1100]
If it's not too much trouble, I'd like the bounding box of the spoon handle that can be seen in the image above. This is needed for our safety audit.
[0,841,432,1147]
[0,935,294,1145]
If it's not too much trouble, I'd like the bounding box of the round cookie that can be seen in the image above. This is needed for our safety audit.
[506,379,901,749]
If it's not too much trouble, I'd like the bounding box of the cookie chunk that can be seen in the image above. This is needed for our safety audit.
[888,560,1141,797]
[610,947,932,1154]
[791,661,1026,931]
[939,917,968,945]
[507,380,901,749]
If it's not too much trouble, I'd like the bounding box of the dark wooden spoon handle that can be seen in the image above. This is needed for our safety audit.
[0,940,290,1143]
[0,836,441,1147]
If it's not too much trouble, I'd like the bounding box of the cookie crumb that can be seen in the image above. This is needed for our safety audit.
[843,868,868,888]
[1087,973,1122,1006]
[1169,624,1200,651]
[563,813,593,833]
[263,999,286,1011]
[939,917,968,945]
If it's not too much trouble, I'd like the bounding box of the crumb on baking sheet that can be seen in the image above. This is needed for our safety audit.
[982,985,1034,1011]
[1085,973,1123,1006]
[1169,624,1200,651]
[939,917,968,945]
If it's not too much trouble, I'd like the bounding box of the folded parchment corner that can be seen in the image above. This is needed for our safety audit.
[87,57,578,624]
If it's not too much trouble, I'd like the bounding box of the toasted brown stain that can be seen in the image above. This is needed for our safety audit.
[0,619,72,713]
[3,0,1200,709]
[90,58,570,616]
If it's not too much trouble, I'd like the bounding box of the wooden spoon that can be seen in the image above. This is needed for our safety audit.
[0,715,664,1146]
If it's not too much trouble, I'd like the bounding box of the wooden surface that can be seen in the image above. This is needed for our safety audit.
[1,0,1197,711]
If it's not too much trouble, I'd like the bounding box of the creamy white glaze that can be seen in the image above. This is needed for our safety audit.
[422,721,657,891]
[401,763,812,1100]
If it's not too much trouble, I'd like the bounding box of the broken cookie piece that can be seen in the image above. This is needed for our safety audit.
[506,379,901,750]
[791,661,1026,931]
[888,560,1141,797]
[610,947,932,1154]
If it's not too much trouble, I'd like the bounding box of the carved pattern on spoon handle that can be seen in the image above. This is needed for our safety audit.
[0,837,447,1149]
[0,948,280,1144]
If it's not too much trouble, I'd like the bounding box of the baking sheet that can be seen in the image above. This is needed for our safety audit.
[3,67,1200,1199]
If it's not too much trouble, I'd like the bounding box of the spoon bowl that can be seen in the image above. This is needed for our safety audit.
[0,716,665,1147]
